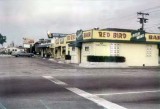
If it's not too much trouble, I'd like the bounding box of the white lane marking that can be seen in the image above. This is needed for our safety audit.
[67,87,127,109]
[94,90,160,96]
[43,76,53,79]
[43,76,67,86]
[39,100,51,109]
[43,76,127,109]
[0,102,7,109]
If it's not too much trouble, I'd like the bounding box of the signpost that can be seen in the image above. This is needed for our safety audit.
[47,32,67,38]
[131,30,146,42]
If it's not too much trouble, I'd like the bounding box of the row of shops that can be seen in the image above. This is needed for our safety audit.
[35,28,160,67]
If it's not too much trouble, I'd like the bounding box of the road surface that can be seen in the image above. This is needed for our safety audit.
[0,57,160,109]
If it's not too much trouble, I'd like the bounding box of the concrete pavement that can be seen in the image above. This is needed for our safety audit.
[0,57,160,109]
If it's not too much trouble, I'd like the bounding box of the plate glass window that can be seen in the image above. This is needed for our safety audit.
[146,45,152,57]
[110,43,120,56]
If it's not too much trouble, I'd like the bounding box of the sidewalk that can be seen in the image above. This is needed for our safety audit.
[36,56,79,67]
[0,54,13,57]
[35,56,160,69]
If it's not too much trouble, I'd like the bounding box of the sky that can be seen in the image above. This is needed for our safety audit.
[0,0,160,46]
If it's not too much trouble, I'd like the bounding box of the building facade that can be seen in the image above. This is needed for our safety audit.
[69,29,160,66]
[38,28,160,67]
[5,46,24,54]
[36,33,68,58]
[23,37,35,53]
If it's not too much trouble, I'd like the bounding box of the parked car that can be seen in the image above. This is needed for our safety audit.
[12,51,34,57]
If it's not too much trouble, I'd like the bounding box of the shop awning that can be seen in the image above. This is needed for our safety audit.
[69,42,82,47]
[37,44,51,48]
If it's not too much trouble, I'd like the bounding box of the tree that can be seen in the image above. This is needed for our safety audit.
[0,34,6,46]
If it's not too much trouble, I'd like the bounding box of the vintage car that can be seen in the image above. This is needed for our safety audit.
[12,51,34,57]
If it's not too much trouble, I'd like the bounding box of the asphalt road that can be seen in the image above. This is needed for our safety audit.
[0,57,160,109]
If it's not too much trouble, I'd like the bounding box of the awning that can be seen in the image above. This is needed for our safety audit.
[69,41,82,47]
[37,44,51,48]
[158,44,160,48]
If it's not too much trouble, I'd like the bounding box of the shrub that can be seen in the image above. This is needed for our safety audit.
[65,55,71,60]
[87,55,125,62]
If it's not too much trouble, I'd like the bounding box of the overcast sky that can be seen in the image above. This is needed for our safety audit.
[0,0,160,46]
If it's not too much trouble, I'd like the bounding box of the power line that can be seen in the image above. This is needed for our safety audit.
[107,6,160,27]
[105,14,136,25]
[148,9,160,13]
[145,27,160,33]
[100,6,160,30]
[146,28,154,33]
[141,5,160,12]
[145,23,160,29]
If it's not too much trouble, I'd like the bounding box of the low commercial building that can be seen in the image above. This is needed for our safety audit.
[23,37,35,53]
[5,46,24,54]
[36,39,52,58]
[36,33,68,58]
[68,28,160,67]
[66,34,79,63]
[54,37,66,59]
[37,28,160,67]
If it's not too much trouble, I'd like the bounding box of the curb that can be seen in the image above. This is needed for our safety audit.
[35,57,160,69]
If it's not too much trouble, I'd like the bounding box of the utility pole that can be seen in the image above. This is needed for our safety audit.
[137,12,149,31]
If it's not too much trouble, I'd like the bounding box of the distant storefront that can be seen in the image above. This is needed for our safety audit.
[23,37,34,53]
[36,39,52,58]
[36,33,68,58]
[6,47,24,54]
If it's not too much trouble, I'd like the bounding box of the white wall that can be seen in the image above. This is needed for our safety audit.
[80,42,159,66]
[70,47,81,63]
[120,43,159,66]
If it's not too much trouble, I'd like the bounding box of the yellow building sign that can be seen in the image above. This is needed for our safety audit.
[146,34,160,42]
[60,38,64,44]
[83,30,92,40]
[81,30,160,43]
[92,30,131,41]
[66,34,76,42]
[55,37,67,47]
[55,39,59,45]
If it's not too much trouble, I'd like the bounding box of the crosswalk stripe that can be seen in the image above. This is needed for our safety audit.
[43,75,127,109]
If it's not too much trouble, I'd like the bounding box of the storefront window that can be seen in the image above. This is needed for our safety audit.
[110,43,120,56]
[146,45,152,57]
[85,46,89,52]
